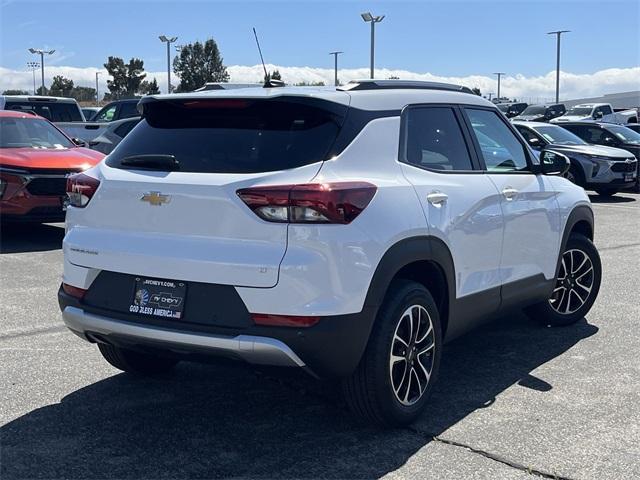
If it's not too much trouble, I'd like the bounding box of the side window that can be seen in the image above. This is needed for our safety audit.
[113,119,139,138]
[465,108,529,172]
[601,105,612,115]
[118,102,139,119]
[402,107,474,171]
[95,105,116,122]
[585,127,607,144]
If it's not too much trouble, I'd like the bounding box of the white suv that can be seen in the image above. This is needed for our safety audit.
[60,81,602,426]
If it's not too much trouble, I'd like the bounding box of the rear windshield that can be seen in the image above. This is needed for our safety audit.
[106,98,347,174]
[4,101,83,122]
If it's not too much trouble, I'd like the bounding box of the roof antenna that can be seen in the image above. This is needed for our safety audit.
[253,27,284,88]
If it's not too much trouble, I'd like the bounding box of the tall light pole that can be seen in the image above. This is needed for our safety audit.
[361,12,385,79]
[27,61,39,95]
[95,71,102,105]
[329,51,343,86]
[28,48,55,94]
[547,30,570,104]
[159,35,178,93]
[493,72,505,101]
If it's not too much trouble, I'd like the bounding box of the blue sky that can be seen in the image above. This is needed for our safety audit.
[2,0,639,76]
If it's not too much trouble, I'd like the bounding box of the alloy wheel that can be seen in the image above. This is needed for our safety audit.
[549,248,594,315]
[389,305,436,406]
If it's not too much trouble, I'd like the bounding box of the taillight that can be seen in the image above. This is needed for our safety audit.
[237,182,377,224]
[252,313,320,328]
[62,283,87,299]
[66,173,100,208]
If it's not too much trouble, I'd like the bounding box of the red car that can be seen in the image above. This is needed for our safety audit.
[0,110,104,222]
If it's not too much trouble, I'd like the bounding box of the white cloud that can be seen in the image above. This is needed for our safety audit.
[1,64,638,103]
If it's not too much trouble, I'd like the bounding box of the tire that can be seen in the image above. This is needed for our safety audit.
[527,233,601,326]
[595,189,617,197]
[98,343,178,375]
[565,166,583,187]
[342,280,442,427]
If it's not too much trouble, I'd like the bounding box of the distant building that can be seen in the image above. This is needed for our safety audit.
[563,91,640,109]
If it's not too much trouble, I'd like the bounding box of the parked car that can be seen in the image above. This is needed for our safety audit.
[624,123,640,134]
[513,103,566,122]
[496,102,528,118]
[87,117,141,155]
[81,107,101,122]
[91,99,141,122]
[557,122,640,192]
[514,121,637,196]
[0,95,84,122]
[59,80,601,427]
[0,110,103,222]
[551,103,636,124]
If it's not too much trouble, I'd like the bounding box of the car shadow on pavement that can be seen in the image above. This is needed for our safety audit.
[1,313,598,479]
[0,223,64,254]
[588,193,636,203]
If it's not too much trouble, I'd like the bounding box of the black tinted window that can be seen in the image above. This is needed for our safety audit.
[402,107,474,171]
[113,119,140,138]
[107,98,346,173]
[118,101,140,119]
[5,101,82,122]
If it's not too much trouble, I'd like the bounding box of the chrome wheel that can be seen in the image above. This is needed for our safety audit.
[389,305,436,406]
[549,248,594,315]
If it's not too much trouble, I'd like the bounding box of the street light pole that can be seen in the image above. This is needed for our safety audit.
[329,51,343,86]
[493,72,505,101]
[547,30,570,104]
[361,12,385,79]
[27,62,39,95]
[28,48,55,94]
[159,35,178,93]
[95,71,101,105]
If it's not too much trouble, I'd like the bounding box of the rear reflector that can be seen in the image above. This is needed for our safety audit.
[66,173,100,208]
[252,313,320,328]
[237,182,376,224]
[62,283,87,299]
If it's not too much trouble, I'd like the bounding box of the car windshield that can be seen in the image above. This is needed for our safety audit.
[607,125,640,145]
[0,117,74,149]
[520,106,545,115]
[532,126,587,145]
[566,107,593,115]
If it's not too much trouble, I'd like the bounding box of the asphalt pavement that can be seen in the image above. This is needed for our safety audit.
[1,192,639,479]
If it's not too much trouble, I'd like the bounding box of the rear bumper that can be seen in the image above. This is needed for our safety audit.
[62,305,306,368]
[58,286,377,378]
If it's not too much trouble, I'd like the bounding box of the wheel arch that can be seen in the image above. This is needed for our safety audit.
[363,236,455,338]
[555,205,595,279]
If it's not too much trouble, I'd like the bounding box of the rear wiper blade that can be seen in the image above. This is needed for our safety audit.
[120,154,180,171]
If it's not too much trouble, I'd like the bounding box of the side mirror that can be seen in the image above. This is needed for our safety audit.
[71,138,87,147]
[540,149,570,176]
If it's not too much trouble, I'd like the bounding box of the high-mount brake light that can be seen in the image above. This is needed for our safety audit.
[181,100,250,109]
[66,173,100,208]
[237,182,377,224]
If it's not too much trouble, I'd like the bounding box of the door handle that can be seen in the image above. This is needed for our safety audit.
[427,191,448,206]
[502,187,518,200]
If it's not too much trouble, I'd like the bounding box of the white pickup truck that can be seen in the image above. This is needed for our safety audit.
[551,103,638,124]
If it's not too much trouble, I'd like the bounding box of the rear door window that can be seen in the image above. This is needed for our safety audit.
[118,101,139,119]
[401,106,475,171]
[106,98,347,174]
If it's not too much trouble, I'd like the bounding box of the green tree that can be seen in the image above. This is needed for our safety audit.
[471,87,482,96]
[49,75,75,97]
[36,86,48,95]
[139,78,161,95]
[69,86,97,102]
[173,39,229,92]
[2,89,30,95]
[104,56,146,99]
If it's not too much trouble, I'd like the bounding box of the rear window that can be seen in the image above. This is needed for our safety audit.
[106,98,347,173]
[4,101,83,122]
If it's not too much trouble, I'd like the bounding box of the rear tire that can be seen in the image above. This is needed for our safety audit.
[566,166,584,186]
[342,280,442,427]
[98,343,178,375]
[527,233,601,326]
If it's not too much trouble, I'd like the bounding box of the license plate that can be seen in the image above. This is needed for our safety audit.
[130,277,187,319]
[624,173,635,182]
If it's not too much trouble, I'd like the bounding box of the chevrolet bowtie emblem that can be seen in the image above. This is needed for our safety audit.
[140,191,171,206]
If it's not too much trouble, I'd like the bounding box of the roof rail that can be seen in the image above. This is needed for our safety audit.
[338,80,474,94]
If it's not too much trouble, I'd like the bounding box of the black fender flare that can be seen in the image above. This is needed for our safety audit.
[555,205,594,279]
